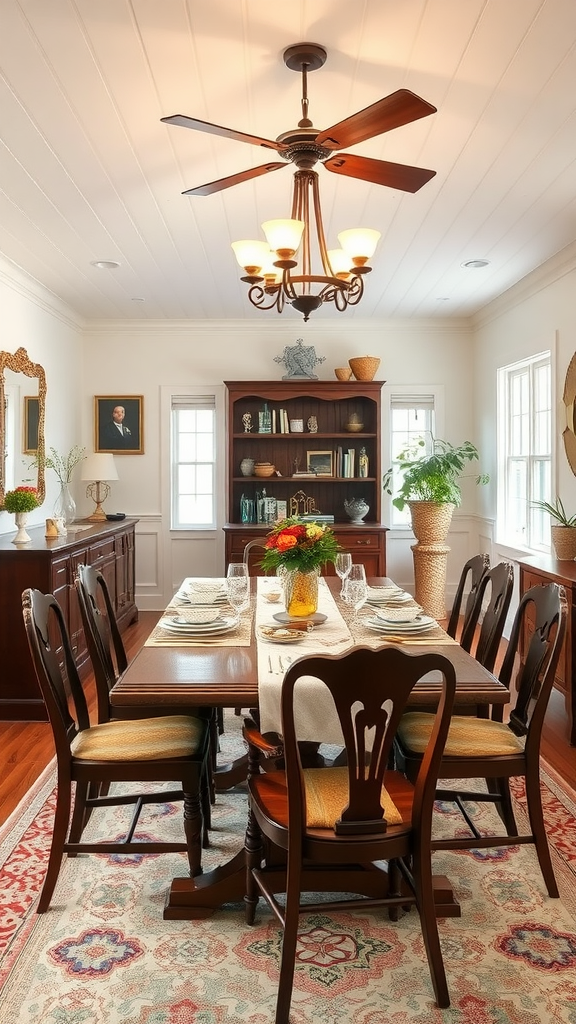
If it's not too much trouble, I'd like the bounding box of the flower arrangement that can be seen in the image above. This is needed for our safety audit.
[260,517,339,573]
[31,445,86,484]
[1,485,41,513]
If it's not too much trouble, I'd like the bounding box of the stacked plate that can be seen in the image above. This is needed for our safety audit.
[366,585,412,607]
[364,612,437,636]
[158,613,238,638]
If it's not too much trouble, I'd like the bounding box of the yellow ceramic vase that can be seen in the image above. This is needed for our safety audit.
[284,569,319,618]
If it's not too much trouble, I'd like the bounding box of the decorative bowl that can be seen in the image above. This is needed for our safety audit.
[254,462,276,478]
[348,356,381,381]
[345,421,364,433]
[262,590,282,603]
[334,367,353,381]
[183,608,222,624]
[344,498,369,523]
[376,604,422,623]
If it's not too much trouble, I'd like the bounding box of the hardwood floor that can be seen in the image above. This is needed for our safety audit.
[1,611,575,827]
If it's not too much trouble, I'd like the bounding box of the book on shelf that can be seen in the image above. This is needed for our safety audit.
[293,471,316,477]
[301,514,335,523]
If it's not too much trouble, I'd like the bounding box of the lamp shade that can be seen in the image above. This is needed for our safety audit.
[81,453,119,482]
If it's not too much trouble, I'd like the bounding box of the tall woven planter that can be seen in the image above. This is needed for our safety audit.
[551,525,576,560]
[408,501,455,619]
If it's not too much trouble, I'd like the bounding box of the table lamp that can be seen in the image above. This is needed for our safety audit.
[81,453,119,521]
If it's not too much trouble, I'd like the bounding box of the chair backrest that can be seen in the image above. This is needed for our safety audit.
[22,588,88,757]
[242,539,266,567]
[447,553,490,639]
[280,646,456,840]
[499,582,567,746]
[460,560,514,672]
[75,563,128,722]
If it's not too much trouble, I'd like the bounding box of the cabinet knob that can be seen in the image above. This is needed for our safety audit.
[355,539,370,546]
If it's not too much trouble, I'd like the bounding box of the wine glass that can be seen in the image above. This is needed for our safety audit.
[335,552,352,596]
[343,563,367,625]
[226,563,250,616]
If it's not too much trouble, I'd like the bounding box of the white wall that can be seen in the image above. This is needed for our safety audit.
[470,241,576,631]
[0,257,84,536]
[82,318,476,607]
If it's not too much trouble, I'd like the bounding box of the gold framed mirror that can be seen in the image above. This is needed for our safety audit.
[0,347,46,505]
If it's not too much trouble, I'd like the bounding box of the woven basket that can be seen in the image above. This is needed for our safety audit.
[334,367,353,381]
[551,525,576,560]
[348,356,381,381]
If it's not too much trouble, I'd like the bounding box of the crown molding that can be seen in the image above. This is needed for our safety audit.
[0,254,85,332]
[472,241,576,330]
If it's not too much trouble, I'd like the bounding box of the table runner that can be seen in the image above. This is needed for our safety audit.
[257,577,458,742]
[144,577,253,648]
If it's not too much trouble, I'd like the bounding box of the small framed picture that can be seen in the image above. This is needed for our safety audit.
[23,396,40,454]
[95,396,144,454]
[306,450,333,476]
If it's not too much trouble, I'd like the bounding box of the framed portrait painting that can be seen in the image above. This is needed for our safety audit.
[23,396,40,454]
[95,396,144,454]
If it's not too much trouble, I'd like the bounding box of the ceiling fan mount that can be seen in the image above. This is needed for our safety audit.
[161,42,437,197]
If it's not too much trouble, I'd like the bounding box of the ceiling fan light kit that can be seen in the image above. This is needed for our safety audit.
[162,43,436,321]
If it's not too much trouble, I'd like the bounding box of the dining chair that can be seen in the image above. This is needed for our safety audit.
[446,552,490,640]
[459,560,514,673]
[394,582,567,898]
[245,645,457,1019]
[22,588,211,912]
[75,563,217,822]
[242,538,266,570]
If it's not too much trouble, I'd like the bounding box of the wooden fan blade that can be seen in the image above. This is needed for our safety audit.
[182,162,287,196]
[324,153,436,193]
[316,89,436,150]
[161,114,285,152]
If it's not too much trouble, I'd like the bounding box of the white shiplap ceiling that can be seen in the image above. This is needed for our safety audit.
[1,0,575,323]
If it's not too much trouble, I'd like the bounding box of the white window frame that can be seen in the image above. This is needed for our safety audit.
[160,385,226,535]
[382,384,445,528]
[496,351,552,552]
[170,396,218,530]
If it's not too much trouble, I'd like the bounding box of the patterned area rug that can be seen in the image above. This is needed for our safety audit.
[1,712,576,1023]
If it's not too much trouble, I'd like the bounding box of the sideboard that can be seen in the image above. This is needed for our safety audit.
[0,517,138,721]
[517,555,575,745]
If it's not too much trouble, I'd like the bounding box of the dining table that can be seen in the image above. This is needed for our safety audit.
[109,575,510,920]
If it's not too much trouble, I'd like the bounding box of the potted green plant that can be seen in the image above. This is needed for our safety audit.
[383,437,488,617]
[532,496,576,559]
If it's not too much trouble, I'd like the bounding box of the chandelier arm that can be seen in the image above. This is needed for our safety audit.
[311,173,333,278]
[246,283,284,313]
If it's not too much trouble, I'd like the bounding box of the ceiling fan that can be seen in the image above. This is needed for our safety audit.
[161,42,437,197]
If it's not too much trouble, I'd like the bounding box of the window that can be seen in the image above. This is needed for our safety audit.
[171,395,216,529]
[388,394,436,527]
[497,353,551,550]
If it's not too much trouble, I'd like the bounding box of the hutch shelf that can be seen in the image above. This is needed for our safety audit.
[224,380,387,576]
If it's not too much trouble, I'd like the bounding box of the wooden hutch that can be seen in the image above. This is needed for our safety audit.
[223,380,387,576]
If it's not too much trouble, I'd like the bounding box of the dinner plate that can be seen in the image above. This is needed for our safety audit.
[159,614,237,636]
[258,626,307,644]
[273,611,328,625]
[366,586,407,605]
[364,613,436,632]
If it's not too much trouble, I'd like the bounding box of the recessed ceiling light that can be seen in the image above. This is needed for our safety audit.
[90,260,121,269]
[131,297,145,302]
[461,259,490,269]
[436,297,450,301]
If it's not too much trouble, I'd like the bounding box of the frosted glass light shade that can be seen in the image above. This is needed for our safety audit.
[327,249,352,277]
[262,219,304,255]
[338,228,381,260]
[231,239,270,271]
[81,453,119,482]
